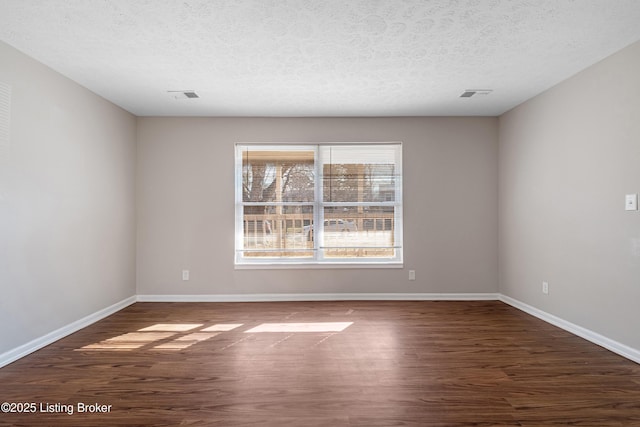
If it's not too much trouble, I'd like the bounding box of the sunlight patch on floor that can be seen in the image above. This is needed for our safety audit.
[81,332,176,350]
[77,322,352,352]
[244,322,353,333]
[138,323,203,332]
[153,332,220,350]
[202,324,244,332]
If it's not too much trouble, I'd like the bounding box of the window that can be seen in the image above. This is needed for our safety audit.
[235,143,402,266]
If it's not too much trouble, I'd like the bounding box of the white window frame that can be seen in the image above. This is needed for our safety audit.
[234,142,403,268]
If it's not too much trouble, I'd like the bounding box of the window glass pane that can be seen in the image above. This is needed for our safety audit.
[242,149,315,203]
[242,205,314,258]
[321,146,397,203]
[322,206,396,258]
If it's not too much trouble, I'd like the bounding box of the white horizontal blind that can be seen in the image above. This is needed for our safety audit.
[318,144,402,261]
[235,143,402,266]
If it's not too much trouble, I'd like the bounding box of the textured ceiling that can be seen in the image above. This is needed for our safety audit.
[1,0,640,117]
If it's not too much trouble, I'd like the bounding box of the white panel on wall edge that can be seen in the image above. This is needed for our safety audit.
[0,81,11,203]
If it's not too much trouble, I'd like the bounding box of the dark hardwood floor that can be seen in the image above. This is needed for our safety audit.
[1,300,639,426]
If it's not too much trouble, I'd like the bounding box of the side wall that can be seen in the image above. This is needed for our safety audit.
[0,42,137,355]
[136,117,498,296]
[499,41,640,351]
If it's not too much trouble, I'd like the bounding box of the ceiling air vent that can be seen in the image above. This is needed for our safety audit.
[168,90,200,99]
[460,89,493,98]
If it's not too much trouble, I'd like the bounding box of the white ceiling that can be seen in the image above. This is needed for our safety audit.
[1,0,640,117]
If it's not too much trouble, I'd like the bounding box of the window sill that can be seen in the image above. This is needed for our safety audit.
[234,262,404,270]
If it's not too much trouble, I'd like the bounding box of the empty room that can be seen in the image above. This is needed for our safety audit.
[1,1,639,426]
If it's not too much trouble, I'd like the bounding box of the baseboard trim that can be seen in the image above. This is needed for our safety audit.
[0,295,137,369]
[136,293,501,303]
[499,294,640,365]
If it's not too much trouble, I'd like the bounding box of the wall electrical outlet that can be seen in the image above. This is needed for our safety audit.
[408,270,416,281]
[542,281,549,294]
[182,270,190,281]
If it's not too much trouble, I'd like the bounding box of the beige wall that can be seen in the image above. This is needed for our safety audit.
[499,41,640,350]
[0,42,137,354]
[136,117,498,296]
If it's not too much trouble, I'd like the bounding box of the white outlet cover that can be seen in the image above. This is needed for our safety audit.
[625,194,638,211]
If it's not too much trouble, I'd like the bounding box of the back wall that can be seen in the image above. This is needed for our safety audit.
[136,117,498,296]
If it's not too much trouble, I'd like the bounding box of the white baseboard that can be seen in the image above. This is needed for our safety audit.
[136,293,501,303]
[500,294,640,365]
[0,296,137,369]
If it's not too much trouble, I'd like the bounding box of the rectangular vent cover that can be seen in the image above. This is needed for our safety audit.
[460,89,493,98]
[168,90,199,99]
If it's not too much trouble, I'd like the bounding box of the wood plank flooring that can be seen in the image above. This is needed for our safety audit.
[1,301,639,426]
